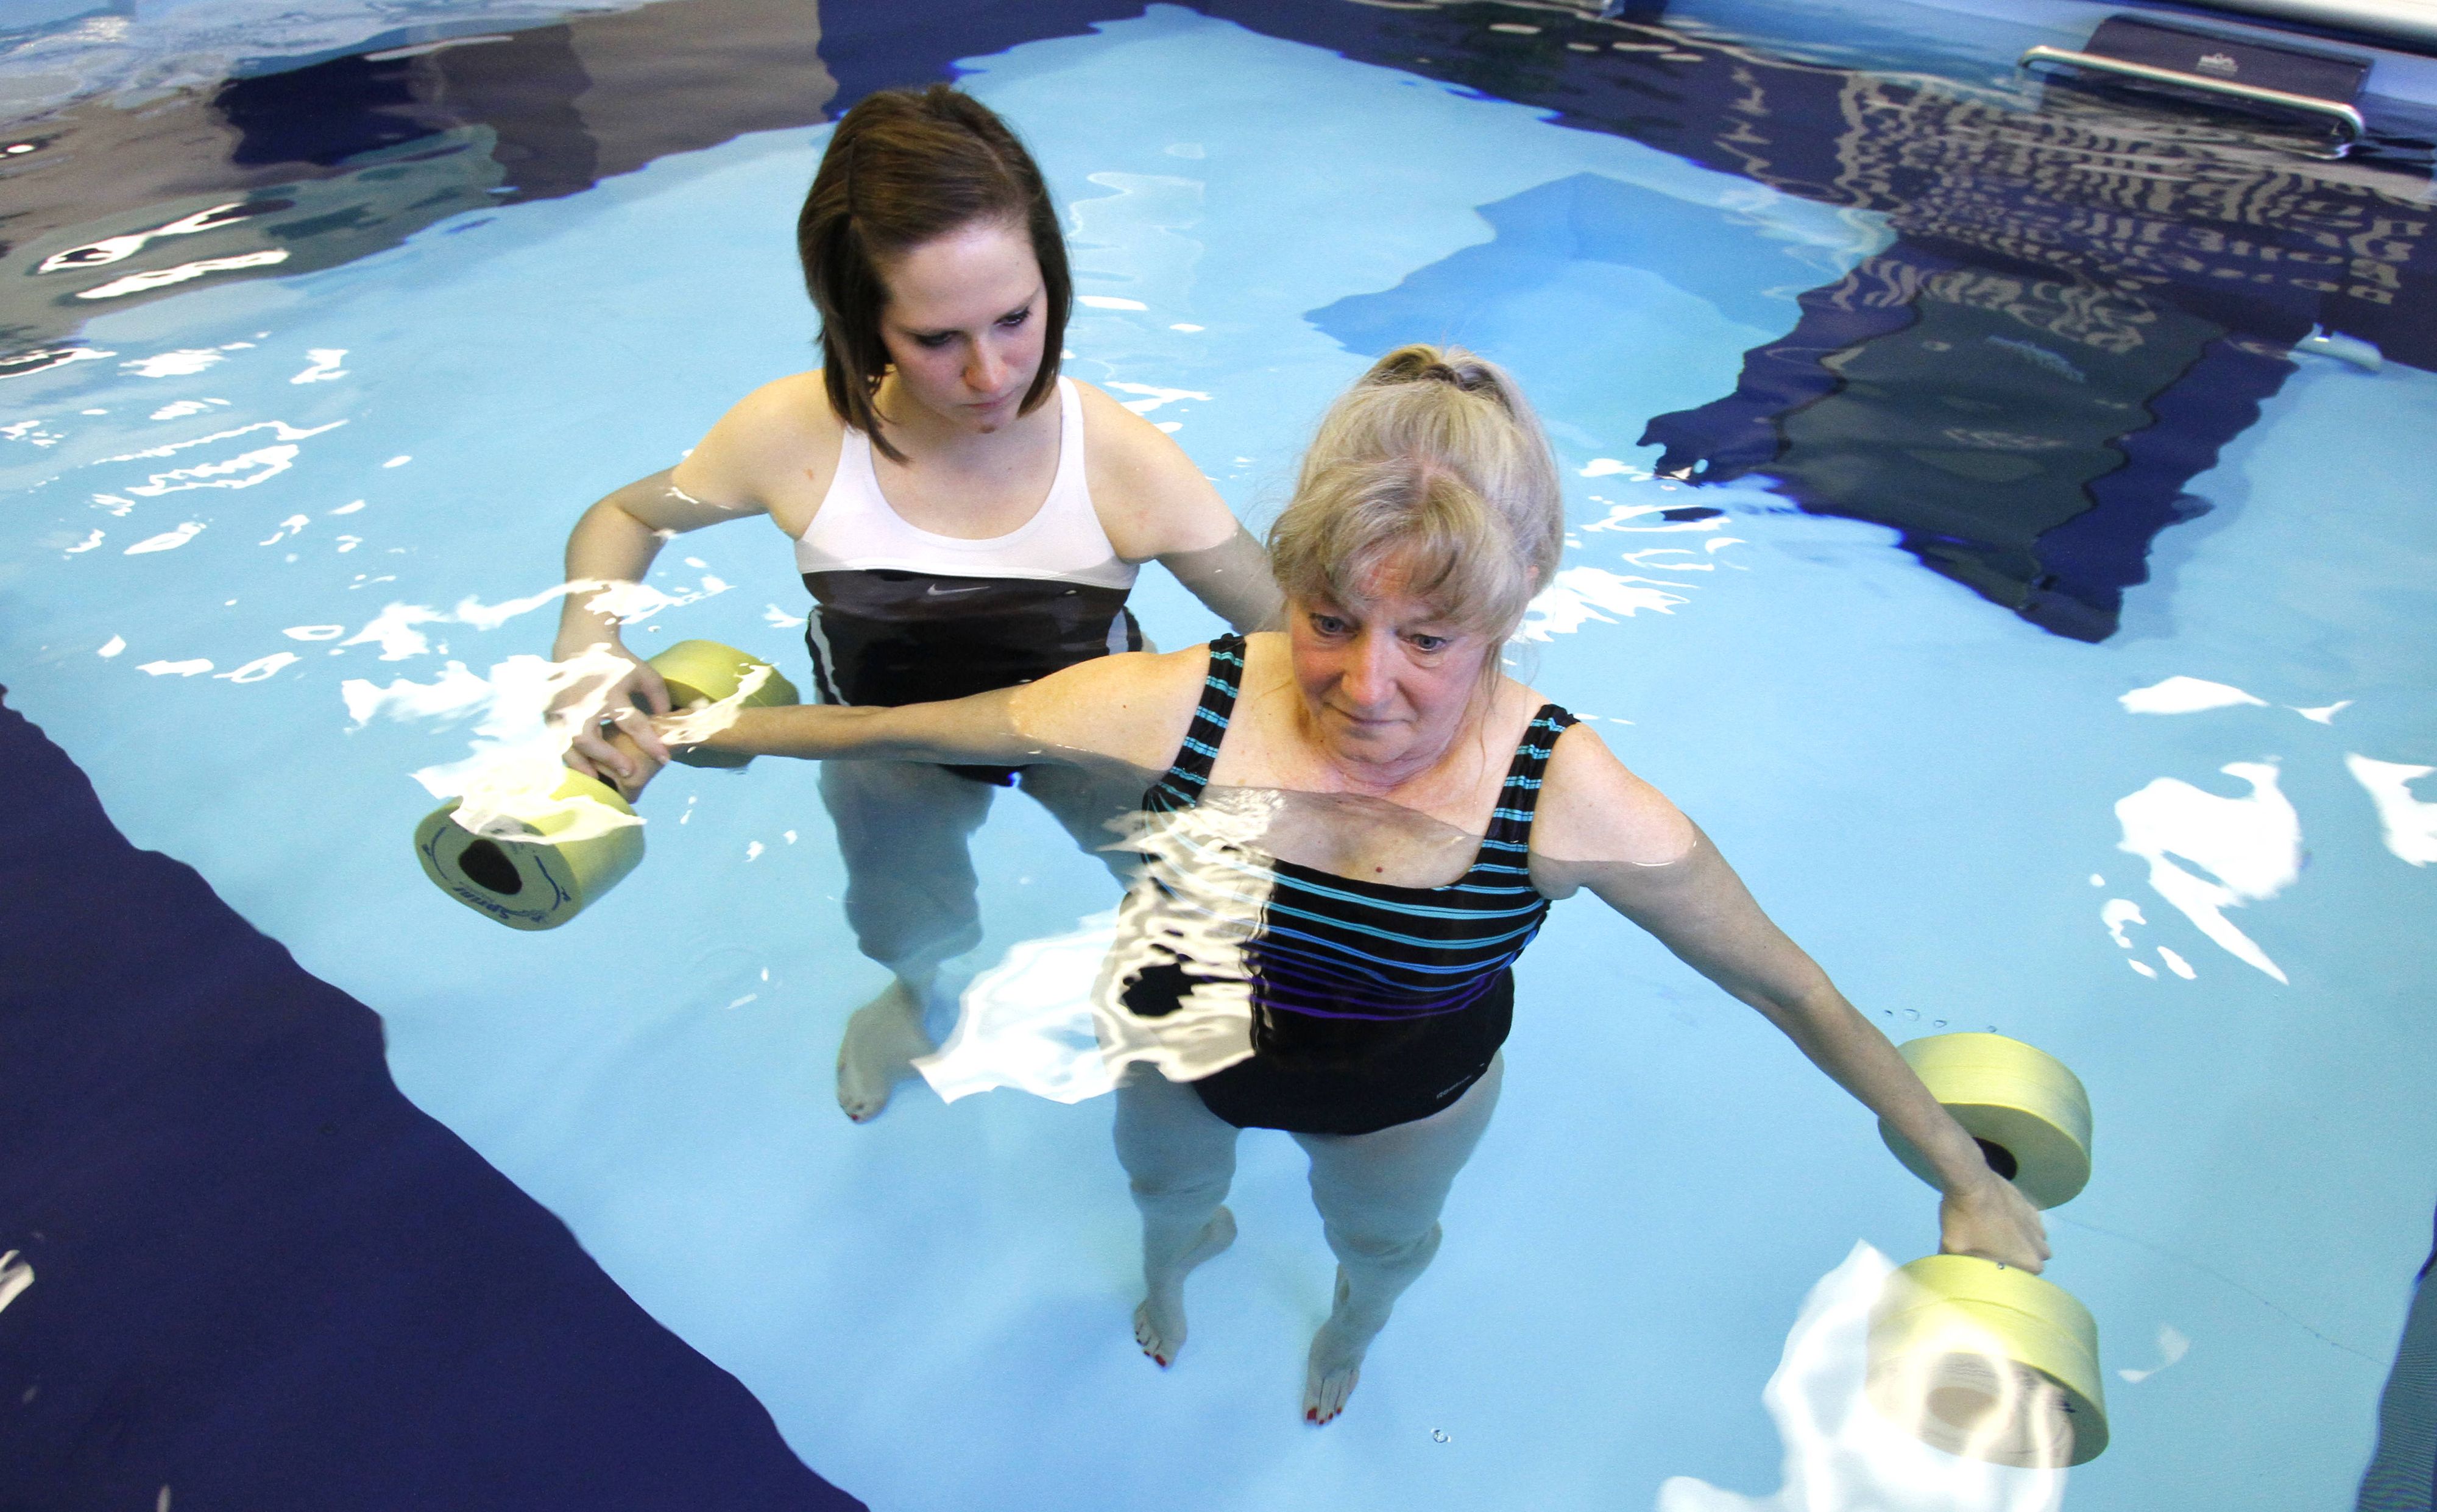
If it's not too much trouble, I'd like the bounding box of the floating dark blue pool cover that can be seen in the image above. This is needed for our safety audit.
[0,688,865,1508]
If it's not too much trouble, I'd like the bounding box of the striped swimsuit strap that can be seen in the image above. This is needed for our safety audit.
[1469,705,1576,886]
[1147,634,1248,812]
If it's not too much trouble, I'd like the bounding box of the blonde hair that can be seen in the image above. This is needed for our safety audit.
[1268,344,1562,643]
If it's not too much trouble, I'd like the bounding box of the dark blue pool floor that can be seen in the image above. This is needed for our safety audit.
[0,689,857,1510]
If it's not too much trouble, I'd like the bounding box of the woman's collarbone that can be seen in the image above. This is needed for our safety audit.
[872,442,1061,539]
[1216,721,1497,833]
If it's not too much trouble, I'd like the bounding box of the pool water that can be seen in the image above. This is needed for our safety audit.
[4,2,2436,1508]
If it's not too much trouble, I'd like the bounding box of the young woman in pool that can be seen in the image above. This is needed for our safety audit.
[608,343,2052,1425]
[552,85,1279,1123]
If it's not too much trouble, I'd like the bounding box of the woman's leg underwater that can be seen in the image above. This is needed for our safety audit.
[1112,1067,1243,1367]
[1014,761,1144,885]
[1291,1053,1505,1423]
[819,760,996,1122]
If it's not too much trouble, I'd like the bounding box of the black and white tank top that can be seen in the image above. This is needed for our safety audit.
[795,376,1142,709]
[1120,635,1576,1136]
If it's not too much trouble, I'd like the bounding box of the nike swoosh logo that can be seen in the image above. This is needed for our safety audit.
[923,582,989,596]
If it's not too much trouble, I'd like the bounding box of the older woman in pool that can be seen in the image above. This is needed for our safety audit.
[614,344,2049,1423]
[551,84,1278,1123]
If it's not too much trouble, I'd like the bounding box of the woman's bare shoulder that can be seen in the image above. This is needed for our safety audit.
[1072,378,1237,558]
[1070,376,1151,437]
[721,371,843,447]
[1531,713,1697,866]
[675,371,847,517]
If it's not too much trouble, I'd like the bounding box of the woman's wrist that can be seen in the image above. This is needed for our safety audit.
[660,701,788,760]
[551,614,625,662]
[1919,1115,2004,1197]
[712,704,772,757]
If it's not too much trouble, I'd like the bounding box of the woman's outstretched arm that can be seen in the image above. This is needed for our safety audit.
[645,640,1209,782]
[1529,722,2051,1271]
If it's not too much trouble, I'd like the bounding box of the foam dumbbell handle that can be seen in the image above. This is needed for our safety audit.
[645,638,801,770]
[1878,1032,2093,1210]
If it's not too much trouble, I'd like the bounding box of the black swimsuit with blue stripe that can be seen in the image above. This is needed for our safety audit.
[1127,635,1577,1137]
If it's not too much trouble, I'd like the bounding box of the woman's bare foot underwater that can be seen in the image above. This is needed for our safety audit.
[1134,1207,1237,1368]
[835,978,936,1123]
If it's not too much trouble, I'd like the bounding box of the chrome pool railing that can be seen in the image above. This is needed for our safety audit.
[2019,42,2368,141]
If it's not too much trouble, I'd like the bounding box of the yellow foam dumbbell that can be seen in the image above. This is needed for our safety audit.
[411,640,798,930]
[1866,1033,2107,1468]
[1878,1032,2092,1210]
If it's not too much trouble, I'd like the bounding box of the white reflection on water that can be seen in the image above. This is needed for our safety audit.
[1516,481,1758,645]
[78,250,291,300]
[149,398,230,420]
[341,602,444,660]
[289,349,348,385]
[2116,1324,2189,1385]
[127,441,301,495]
[42,203,269,274]
[117,347,227,378]
[342,641,603,755]
[121,520,203,553]
[215,651,297,683]
[0,1251,32,1318]
[2113,761,2299,984]
[1657,1243,2067,1512]
[90,415,344,501]
[1518,565,1688,640]
[341,660,494,725]
[2346,754,2437,867]
[2117,675,2265,715]
[920,912,1122,1104]
[319,575,732,669]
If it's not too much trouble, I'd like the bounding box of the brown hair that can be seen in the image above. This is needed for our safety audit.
[1269,344,1563,645]
[796,85,1071,463]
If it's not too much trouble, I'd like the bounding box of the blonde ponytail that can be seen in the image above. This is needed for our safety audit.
[1269,345,1562,640]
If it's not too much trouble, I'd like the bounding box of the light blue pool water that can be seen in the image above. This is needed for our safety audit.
[4,4,2436,1508]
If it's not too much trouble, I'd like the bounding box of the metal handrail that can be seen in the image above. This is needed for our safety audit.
[2020,42,2368,140]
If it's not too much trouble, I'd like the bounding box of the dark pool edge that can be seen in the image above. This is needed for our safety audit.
[0,685,863,1511]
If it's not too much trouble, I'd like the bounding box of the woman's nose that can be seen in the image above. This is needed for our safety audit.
[968,343,1008,395]
[1339,633,1396,709]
